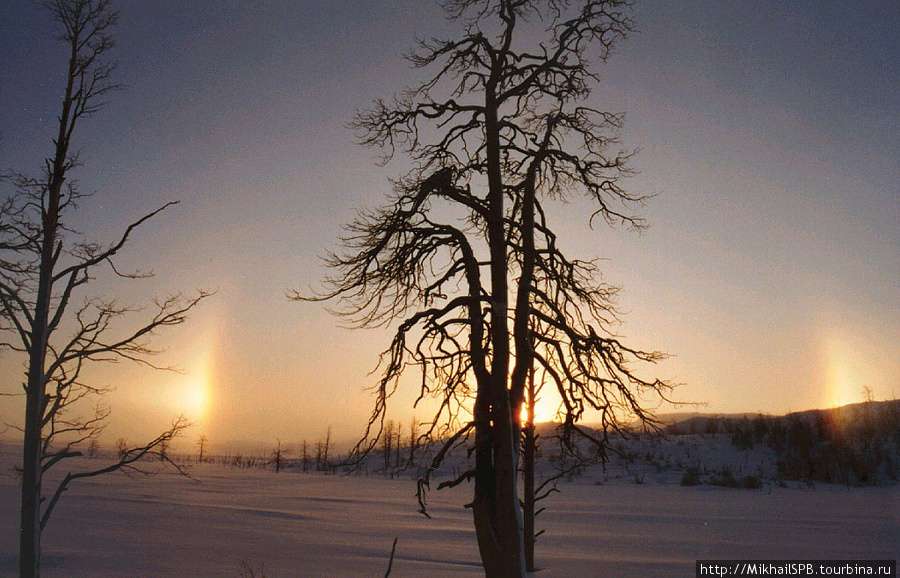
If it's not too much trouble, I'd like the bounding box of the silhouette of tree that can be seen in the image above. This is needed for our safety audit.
[315,426,332,472]
[301,439,310,472]
[523,368,539,570]
[382,419,395,475]
[197,434,209,463]
[407,417,420,468]
[300,1,671,574]
[323,426,332,469]
[270,438,292,473]
[0,1,207,575]
[116,437,128,459]
[394,421,403,469]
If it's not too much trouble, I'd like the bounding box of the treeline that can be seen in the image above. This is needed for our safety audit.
[201,428,339,474]
[108,420,430,478]
[667,400,900,486]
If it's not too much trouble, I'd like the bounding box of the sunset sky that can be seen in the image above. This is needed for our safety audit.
[1,1,897,450]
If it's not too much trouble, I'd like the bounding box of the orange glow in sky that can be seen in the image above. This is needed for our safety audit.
[819,325,883,410]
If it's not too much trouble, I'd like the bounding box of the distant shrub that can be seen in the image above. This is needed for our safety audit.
[680,467,702,486]
[741,474,763,489]
[730,426,755,450]
[238,560,267,578]
[709,465,738,488]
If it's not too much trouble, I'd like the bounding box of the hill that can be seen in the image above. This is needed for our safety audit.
[658,399,900,486]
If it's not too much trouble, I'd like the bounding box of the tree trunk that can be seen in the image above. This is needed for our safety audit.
[493,416,525,577]
[19,387,44,578]
[19,18,78,572]
[472,428,500,574]
[20,218,57,578]
[472,420,525,577]
[524,368,536,571]
[472,86,526,578]
[20,159,63,578]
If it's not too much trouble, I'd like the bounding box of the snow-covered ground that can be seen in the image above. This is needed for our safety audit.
[1,442,897,577]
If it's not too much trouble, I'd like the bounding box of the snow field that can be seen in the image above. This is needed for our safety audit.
[1,450,896,576]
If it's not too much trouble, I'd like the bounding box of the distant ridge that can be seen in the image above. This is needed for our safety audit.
[662,399,900,436]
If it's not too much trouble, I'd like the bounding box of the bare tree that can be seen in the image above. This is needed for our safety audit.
[315,427,332,472]
[0,2,208,575]
[196,434,209,464]
[407,417,419,468]
[300,1,672,575]
[158,438,171,462]
[862,385,875,404]
[394,421,403,469]
[115,437,127,459]
[270,438,291,473]
[382,420,395,475]
[315,440,324,471]
[323,426,332,470]
[301,439,310,473]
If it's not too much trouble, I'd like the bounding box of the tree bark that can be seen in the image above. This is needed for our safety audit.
[19,191,59,578]
[524,367,536,572]
[475,81,526,577]
[20,54,69,575]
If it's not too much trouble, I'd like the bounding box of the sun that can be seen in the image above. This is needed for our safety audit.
[532,402,561,424]
[520,387,563,425]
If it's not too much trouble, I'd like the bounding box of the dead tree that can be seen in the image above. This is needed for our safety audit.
[300,1,672,575]
[315,427,332,472]
[301,439,310,472]
[323,426,332,469]
[315,440,324,471]
[0,2,208,575]
[116,438,128,459]
[158,438,171,462]
[394,422,404,469]
[382,420,395,475]
[407,417,419,468]
[270,438,292,473]
[523,367,538,571]
[196,434,209,464]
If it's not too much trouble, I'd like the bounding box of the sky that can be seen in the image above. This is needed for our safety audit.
[0,0,897,451]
